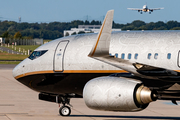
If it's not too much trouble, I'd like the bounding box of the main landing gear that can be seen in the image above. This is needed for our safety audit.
[58,96,72,116]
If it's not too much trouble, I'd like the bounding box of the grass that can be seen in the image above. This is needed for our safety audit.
[0,61,21,64]
[0,52,28,61]
[15,45,40,51]
[0,44,48,64]
[0,45,40,64]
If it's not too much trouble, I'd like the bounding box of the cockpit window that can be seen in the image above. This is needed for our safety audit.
[28,50,48,60]
[29,51,37,60]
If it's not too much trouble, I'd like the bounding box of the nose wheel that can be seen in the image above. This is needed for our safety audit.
[58,96,72,116]
[59,105,71,116]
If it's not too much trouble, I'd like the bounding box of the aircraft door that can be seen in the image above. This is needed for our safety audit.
[54,40,69,72]
[178,51,180,68]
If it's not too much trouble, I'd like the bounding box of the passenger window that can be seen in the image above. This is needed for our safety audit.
[167,53,171,59]
[115,53,118,58]
[154,53,158,59]
[134,53,138,59]
[128,53,131,59]
[121,53,125,59]
[148,53,151,59]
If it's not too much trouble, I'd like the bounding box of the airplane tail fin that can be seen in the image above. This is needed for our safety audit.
[88,10,114,57]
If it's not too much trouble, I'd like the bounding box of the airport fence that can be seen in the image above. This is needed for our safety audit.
[4,38,43,45]
[0,38,44,56]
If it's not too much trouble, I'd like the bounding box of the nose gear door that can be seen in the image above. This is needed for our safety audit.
[54,40,69,72]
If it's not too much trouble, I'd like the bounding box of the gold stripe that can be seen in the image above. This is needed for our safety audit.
[15,70,55,79]
[63,70,127,73]
[14,70,127,79]
[14,69,180,80]
[89,15,107,57]
[15,74,25,80]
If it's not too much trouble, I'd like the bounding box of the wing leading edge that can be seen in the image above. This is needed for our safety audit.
[127,8,143,11]
[150,8,164,10]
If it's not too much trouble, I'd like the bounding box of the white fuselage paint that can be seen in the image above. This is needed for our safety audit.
[13,30,180,79]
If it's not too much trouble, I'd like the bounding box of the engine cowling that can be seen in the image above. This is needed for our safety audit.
[83,76,156,112]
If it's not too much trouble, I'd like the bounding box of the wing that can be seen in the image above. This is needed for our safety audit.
[150,8,164,10]
[88,10,180,81]
[127,8,142,11]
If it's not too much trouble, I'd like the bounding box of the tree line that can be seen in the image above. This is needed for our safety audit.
[1,20,180,40]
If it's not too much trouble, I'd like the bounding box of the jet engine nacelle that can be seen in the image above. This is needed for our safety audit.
[83,76,156,112]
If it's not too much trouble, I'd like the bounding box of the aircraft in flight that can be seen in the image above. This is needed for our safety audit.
[13,10,180,116]
[127,4,164,14]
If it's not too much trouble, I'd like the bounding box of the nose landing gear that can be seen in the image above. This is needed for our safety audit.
[58,96,72,116]
[39,93,82,116]
[59,105,71,116]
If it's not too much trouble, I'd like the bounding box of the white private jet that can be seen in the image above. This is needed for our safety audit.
[13,10,180,116]
[128,5,164,14]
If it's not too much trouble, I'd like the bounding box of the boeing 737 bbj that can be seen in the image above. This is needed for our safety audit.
[128,5,164,14]
[13,10,180,116]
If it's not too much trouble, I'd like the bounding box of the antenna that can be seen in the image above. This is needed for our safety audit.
[86,15,89,21]
[19,17,21,23]
[84,15,91,22]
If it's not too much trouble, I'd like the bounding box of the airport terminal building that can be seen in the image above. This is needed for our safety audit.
[64,25,121,36]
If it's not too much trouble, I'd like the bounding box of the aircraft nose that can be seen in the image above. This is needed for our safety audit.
[12,59,27,80]
[13,64,21,80]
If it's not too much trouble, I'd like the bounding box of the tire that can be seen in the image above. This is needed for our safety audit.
[59,106,71,116]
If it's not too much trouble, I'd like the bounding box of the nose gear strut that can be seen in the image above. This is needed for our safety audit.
[57,96,72,116]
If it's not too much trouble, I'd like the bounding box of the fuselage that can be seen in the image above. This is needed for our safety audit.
[13,30,180,96]
[142,5,148,11]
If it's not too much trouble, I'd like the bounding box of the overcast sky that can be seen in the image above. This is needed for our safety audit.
[0,0,179,24]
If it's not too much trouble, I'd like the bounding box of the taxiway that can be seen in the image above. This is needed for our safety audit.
[0,65,180,120]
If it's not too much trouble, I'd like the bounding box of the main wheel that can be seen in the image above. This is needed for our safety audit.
[59,106,71,116]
